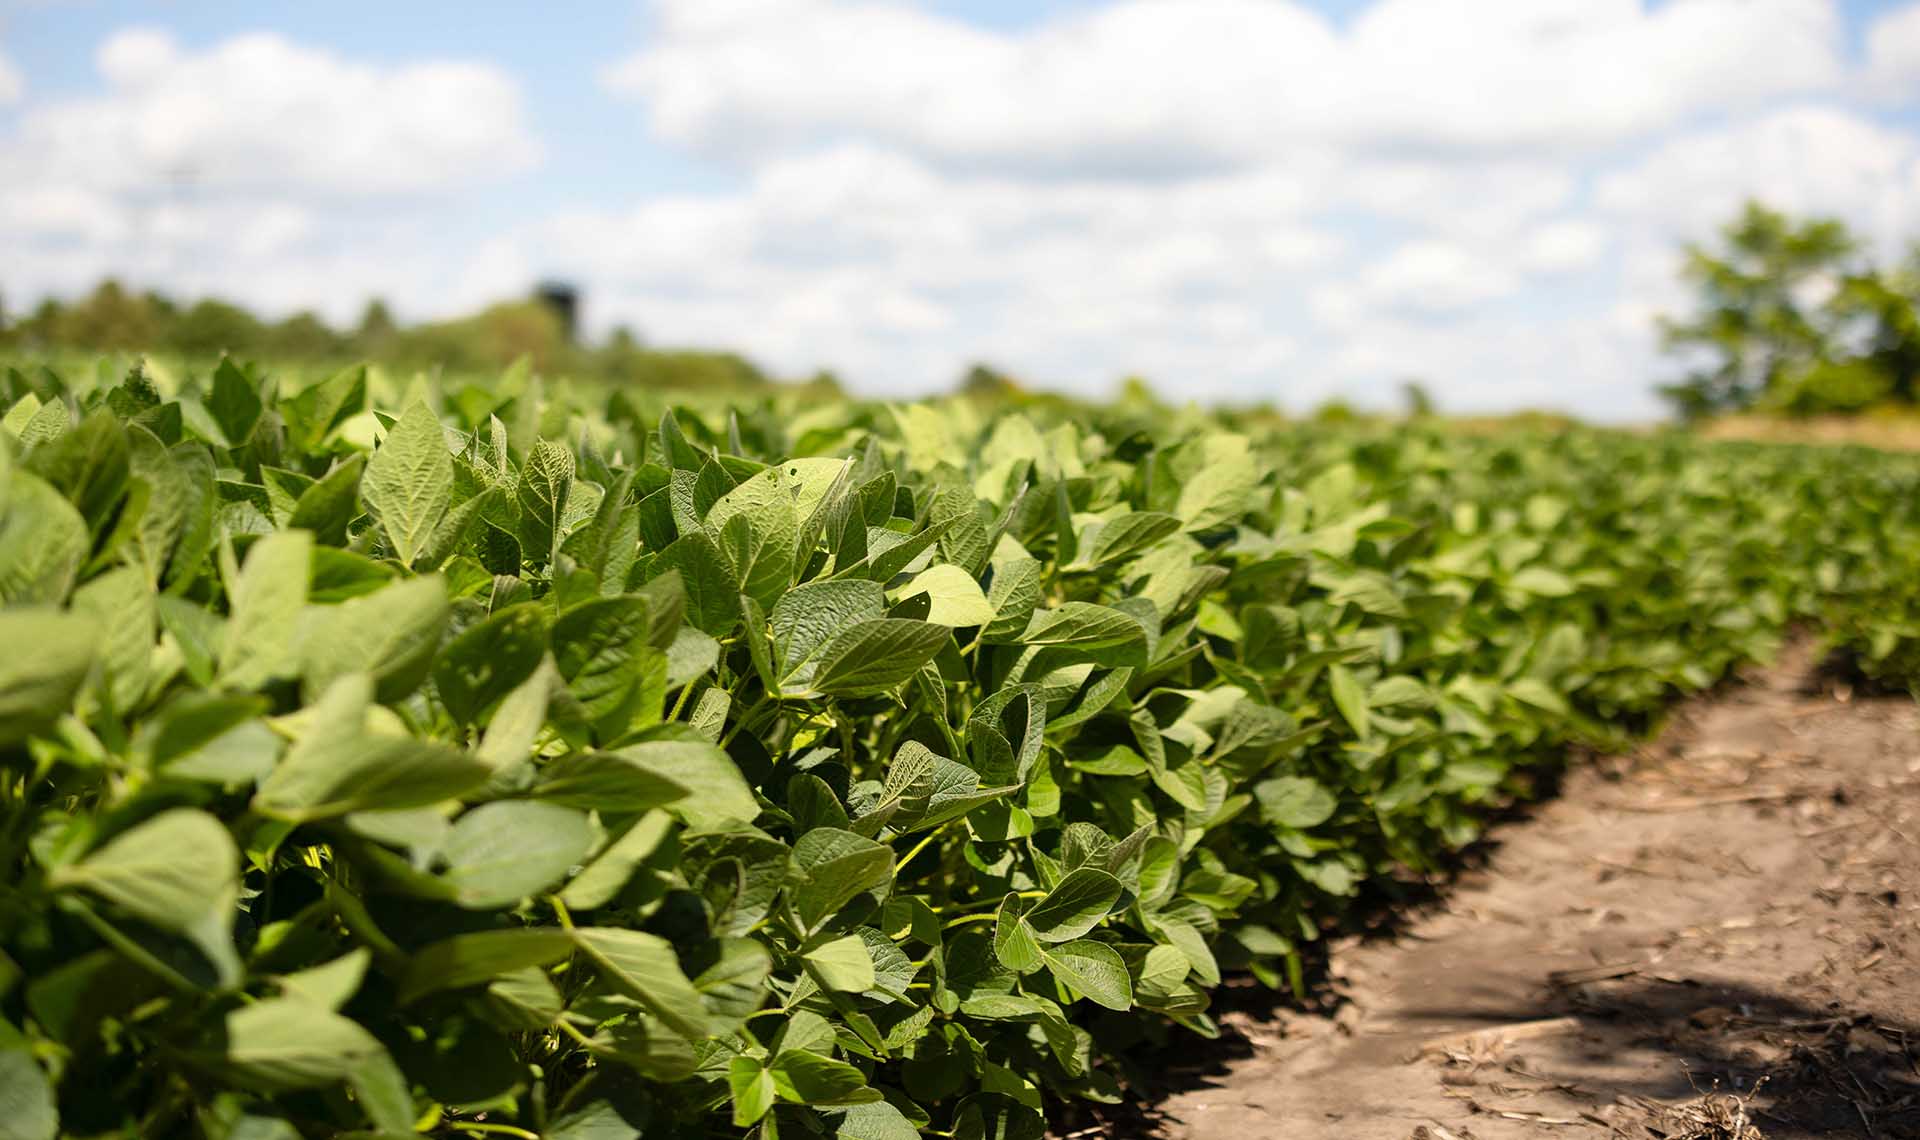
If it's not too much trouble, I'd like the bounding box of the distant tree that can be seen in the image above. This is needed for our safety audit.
[1400,379,1436,417]
[353,299,399,356]
[958,364,1023,401]
[58,280,162,350]
[1658,202,1865,417]
[265,311,345,359]
[167,298,263,357]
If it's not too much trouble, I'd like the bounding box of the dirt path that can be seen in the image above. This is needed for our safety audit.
[1155,645,1920,1139]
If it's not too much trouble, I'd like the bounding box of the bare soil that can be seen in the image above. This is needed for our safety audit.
[1112,644,1920,1139]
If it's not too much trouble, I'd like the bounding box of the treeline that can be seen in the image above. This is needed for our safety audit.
[0,280,811,394]
[1662,202,1920,418]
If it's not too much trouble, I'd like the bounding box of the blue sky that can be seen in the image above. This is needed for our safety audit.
[6,0,1920,417]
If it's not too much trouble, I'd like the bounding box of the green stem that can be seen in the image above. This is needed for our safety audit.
[447,1124,542,1139]
[942,912,999,929]
[893,825,949,876]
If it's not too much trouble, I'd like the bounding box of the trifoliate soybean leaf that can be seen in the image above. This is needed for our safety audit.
[0,471,87,605]
[615,731,757,829]
[810,619,949,697]
[770,1049,878,1106]
[1025,868,1123,943]
[770,579,887,681]
[298,575,449,703]
[397,929,576,1004]
[1507,676,1570,714]
[253,675,489,821]
[788,828,894,933]
[433,602,550,725]
[805,934,875,992]
[827,1100,922,1140]
[286,454,364,546]
[653,532,740,636]
[275,949,369,1011]
[1254,776,1338,829]
[0,610,99,746]
[981,556,1042,643]
[216,996,384,1091]
[889,564,996,628]
[729,1056,776,1127]
[516,440,574,567]
[475,657,556,775]
[571,928,710,1040]
[48,809,241,987]
[992,896,1044,975]
[1327,664,1370,739]
[561,810,674,911]
[438,800,595,910]
[1084,511,1181,567]
[706,468,797,610]
[1040,939,1132,1011]
[205,359,264,448]
[1017,603,1147,666]
[0,1026,57,1140]
[532,750,690,812]
[361,400,453,566]
[218,530,310,690]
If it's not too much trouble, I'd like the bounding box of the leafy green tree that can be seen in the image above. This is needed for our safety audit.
[1658,200,1881,416]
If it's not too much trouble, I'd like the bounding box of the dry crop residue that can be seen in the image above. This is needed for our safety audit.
[1145,643,1920,1139]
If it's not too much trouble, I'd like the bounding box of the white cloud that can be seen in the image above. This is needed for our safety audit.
[1595,106,1920,250]
[1866,2,1920,100]
[607,0,1843,174]
[0,50,22,106]
[1521,220,1609,274]
[0,28,542,324]
[10,29,538,196]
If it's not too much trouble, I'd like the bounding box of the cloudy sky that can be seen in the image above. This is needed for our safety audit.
[6,0,1920,417]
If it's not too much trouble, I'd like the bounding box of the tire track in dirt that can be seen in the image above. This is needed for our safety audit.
[1151,644,1920,1139]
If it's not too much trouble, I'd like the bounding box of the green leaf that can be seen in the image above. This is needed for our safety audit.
[1255,776,1338,828]
[433,602,550,725]
[889,564,996,628]
[299,574,449,702]
[571,928,710,1040]
[770,1049,877,1105]
[707,468,798,609]
[769,579,887,681]
[531,750,690,812]
[220,530,311,690]
[0,610,99,746]
[397,929,576,1004]
[729,1056,776,1126]
[810,619,950,697]
[553,596,665,741]
[788,828,895,933]
[1327,664,1370,739]
[992,896,1044,975]
[1024,868,1122,943]
[805,934,875,992]
[1039,939,1132,1011]
[361,400,453,565]
[0,1024,57,1140]
[560,810,674,911]
[286,454,365,546]
[206,358,264,447]
[0,471,88,604]
[253,675,489,821]
[615,732,758,830]
[516,440,575,565]
[216,996,384,1090]
[1017,603,1147,666]
[48,809,241,987]
[438,801,595,909]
